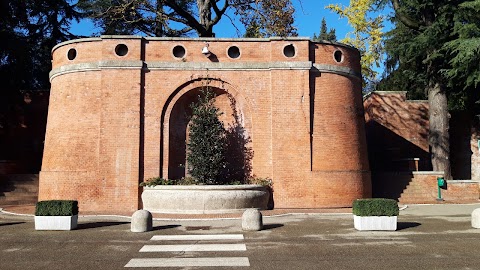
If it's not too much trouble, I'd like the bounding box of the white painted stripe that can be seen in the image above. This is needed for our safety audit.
[150,234,244,241]
[125,257,250,267]
[140,244,247,252]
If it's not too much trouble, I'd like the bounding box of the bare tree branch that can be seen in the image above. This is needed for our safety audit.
[164,0,207,35]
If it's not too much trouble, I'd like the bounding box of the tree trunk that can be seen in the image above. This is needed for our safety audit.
[154,1,164,37]
[428,82,452,179]
[197,0,213,36]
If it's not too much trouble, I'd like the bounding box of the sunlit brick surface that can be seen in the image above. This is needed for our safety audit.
[40,37,371,214]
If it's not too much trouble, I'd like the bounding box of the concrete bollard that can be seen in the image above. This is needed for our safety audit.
[242,208,263,231]
[472,208,480,229]
[131,210,153,232]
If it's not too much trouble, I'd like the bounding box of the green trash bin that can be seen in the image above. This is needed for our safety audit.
[437,177,445,187]
[437,177,445,201]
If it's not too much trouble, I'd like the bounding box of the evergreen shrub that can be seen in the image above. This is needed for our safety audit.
[352,198,399,216]
[35,200,79,216]
[187,88,227,184]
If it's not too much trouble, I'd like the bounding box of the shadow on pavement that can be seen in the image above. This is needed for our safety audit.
[263,223,284,230]
[0,222,25,227]
[77,221,130,229]
[153,224,181,231]
[397,222,421,230]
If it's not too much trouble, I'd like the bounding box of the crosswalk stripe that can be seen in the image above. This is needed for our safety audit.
[150,234,244,241]
[125,257,250,267]
[140,243,247,252]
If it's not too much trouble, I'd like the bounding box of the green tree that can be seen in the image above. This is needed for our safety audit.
[313,17,336,42]
[442,1,480,111]
[0,0,81,162]
[187,88,227,184]
[376,20,427,100]
[327,0,384,89]
[377,0,480,179]
[0,0,81,93]
[243,0,297,37]
[79,0,297,37]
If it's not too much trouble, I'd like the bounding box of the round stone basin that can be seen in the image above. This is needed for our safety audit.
[141,185,269,214]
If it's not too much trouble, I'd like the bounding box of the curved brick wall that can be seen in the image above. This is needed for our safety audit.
[40,36,370,214]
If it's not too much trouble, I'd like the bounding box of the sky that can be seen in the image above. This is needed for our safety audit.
[70,1,392,40]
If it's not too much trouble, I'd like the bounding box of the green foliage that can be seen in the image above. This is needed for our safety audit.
[379,0,480,111]
[140,177,177,187]
[376,20,428,100]
[35,200,79,216]
[187,88,227,184]
[327,0,384,89]
[0,0,81,93]
[248,176,273,187]
[352,198,399,216]
[313,18,337,42]
[79,0,297,37]
[139,176,199,186]
[242,0,297,38]
[443,0,480,90]
[1,1,81,143]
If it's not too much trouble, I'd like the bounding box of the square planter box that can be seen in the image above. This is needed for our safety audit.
[34,215,78,230]
[354,215,397,231]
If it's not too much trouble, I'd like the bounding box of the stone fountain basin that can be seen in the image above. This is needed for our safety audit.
[141,184,269,214]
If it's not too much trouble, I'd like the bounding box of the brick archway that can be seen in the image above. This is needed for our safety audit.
[161,78,253,180]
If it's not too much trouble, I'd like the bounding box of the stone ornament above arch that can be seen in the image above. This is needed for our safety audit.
[160,77,253,177]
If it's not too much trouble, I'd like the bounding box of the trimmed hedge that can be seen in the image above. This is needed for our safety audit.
[352,198,399,216]
[35,200,79,216]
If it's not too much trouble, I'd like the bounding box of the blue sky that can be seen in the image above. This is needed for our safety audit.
[70,1,392,40]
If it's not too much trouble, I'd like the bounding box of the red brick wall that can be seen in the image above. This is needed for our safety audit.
[372,171,479,203]
[364,91,431,171]
[41,37,371,214]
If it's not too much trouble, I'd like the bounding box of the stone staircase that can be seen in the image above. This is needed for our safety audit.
[398,174,479,204]
[398,179,438,204]
[0,174,39,206]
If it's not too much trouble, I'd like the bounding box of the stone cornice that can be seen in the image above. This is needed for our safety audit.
[312,63,362,81]
[50,61,361,81]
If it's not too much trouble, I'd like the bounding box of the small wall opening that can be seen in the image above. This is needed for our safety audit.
[115,44,129,56]
[227,46,241,59]
[173,45,186,58]
[67,48,77,60]
[283,44,296,58]
[334,50,343,63]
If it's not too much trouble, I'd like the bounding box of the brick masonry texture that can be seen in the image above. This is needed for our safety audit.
[41,37,371,214]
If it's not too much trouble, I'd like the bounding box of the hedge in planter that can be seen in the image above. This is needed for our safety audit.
[35,200,79,216]
[353,198,399,231]
[353,198,399,216]
[35,200,79,230]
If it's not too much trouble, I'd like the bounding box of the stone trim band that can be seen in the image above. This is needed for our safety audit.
[50,61,361,81]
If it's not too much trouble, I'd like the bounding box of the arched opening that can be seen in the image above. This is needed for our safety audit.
[167,86,252,182]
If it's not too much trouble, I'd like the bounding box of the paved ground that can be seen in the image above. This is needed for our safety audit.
[1,204,480,270]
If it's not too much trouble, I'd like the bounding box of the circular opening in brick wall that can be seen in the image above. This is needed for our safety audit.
[67,48,77,60]
[227,46,241,59]
[283,44,296,58]
[115,44,129,57]
[334,50,344,63]
[173,45,186,58]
